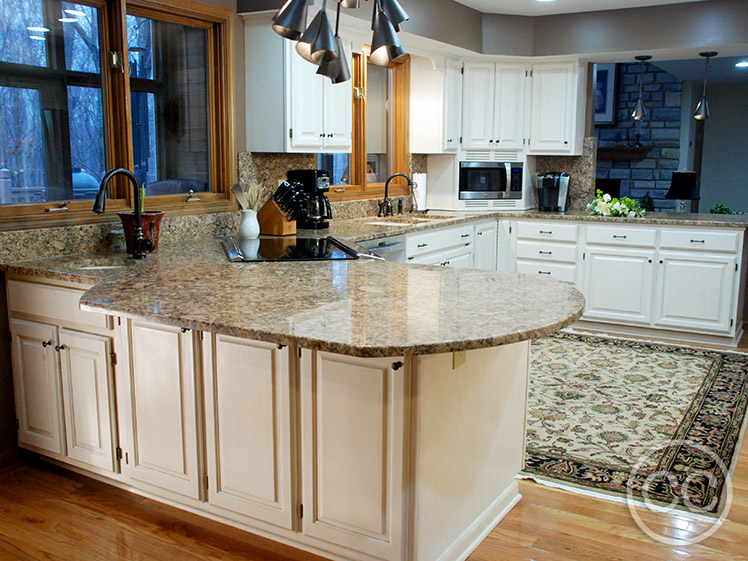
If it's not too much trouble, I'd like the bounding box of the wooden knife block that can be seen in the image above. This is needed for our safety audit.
[257,199,296,236]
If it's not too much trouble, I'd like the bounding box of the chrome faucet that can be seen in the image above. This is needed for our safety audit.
[378,173,414,217]
[93,168,154,259]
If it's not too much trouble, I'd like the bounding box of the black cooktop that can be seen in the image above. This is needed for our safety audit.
[223,236,359,262]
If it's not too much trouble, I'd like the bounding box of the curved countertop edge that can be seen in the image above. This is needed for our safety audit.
[80,292,585,358]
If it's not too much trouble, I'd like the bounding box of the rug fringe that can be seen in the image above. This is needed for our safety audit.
[517,473,724,524]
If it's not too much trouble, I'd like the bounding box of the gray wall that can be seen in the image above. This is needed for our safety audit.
[699,83,748,213]
[481,14,534,57]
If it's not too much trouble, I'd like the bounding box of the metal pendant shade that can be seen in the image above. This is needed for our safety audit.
[694,51,717,120]
[338,0,359,8]
[370,4,407,66]
[271,0,309,40]
[295,9,324,63]
[310,10,339,64]
[317,36,351,83]
[631,55,651,121]
[379,0,409,31]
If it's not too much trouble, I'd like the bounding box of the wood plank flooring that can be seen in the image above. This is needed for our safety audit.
[1,334,747,560]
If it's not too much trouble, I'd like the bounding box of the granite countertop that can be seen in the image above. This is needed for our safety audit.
[3,238,584,357]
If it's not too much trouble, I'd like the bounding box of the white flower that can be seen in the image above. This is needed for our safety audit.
[612,201,622,213]
[603,193,611,202]
[627,210,637,218]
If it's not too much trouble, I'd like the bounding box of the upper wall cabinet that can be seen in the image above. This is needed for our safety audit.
[244,15,352,154]
[528,61,584,155]
[410,56,462,154]
[462,61,528,153]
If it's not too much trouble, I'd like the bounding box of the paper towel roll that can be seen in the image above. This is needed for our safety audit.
[412,173,427,211]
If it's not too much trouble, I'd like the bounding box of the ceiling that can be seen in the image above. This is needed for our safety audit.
[453,0,707,16]
[654,56,748,85]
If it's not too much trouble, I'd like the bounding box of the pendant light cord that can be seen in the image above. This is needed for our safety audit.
[335,0,341,36]
[701,56,710,99]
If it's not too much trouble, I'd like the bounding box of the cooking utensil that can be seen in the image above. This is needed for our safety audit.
[232,184,248,210]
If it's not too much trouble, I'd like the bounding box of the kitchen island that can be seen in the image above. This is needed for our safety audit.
[3,238,583,561]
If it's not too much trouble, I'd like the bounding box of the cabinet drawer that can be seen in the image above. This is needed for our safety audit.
[406,224,473,257]
[516,261,576,283]
[7,280,109,330]
[516,240,577,264]
[659,229,740,253]
[517,221,577,242]
[586,225,656,248]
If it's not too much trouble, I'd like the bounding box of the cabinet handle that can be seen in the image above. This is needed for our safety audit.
[659,260,664,264]
[460,234,470,238]
[538,271,551,275]
[539,230,552,235]
[539,250,552,255]
[417,243,428,248]
[391,361,403,371]
[42,340,52,348]
[613,235,627,239]
[327,133,333,138]
[690,239,706,244]
[477,231,483,236]
[54,344,66,352]
[181,327,191,333]
[319,133,325,137]
[648,259,653,263]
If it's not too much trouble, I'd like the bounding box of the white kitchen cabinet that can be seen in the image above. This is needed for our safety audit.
[528,61,582,155]
[244,14,351,153]
[654,251,737,333]
[119,320,201,500]
[582,247,655,325]
[299,350,407,561]
[7,278,118,473]
[202,334,295,529]
[410,56,462,154]
[407,223,474,268]
[10,318,65,456]
[514,220,579,284]
[474,220,498,270]
[462,61,527,152]
[59,329,116,471]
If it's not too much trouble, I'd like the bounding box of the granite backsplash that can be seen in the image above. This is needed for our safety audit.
[535,137,597,212]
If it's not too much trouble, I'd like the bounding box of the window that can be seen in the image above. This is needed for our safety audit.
[0,0,235,229]
[320,49,411,202]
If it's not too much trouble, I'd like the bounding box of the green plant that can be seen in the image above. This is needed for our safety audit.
[709,203,734,214]
[587,190,646,217]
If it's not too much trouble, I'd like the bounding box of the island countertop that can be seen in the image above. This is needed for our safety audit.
[3,238,584,357]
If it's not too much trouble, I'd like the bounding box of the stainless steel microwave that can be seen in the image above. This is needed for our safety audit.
[458,162,523,200]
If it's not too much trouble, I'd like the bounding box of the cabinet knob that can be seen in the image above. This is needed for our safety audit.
[648,259,653,263]
[564,141,569,145]
[277,344,286,350]
[319,133,325,137]
[54,344,66,352]
[327,133,333,138]
[181,327,191,333]
[42,340,52,348]
[488,139,494,143]
[659,260,664,264]
[391,361,403,371]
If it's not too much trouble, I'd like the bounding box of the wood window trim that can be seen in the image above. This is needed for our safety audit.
[0,0,236,233]
[327,52,411,203]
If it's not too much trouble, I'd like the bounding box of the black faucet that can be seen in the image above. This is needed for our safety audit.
[378,173,414,217]
[93,168,154,259]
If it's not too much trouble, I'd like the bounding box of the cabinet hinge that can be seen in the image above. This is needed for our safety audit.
[509,225,512,234]
[299,504,304,519]
[530,70,533,77]
[583,252,586,260]
[198,331,204,341]
[297,348,302,358]
[289,128,293,139]
[459,136,463,144]
[460,66,464,75]
[731,318,735,327]
[204,475,209,491]
[110,352,117,366]
[116,447,123,460]
[736,263,739,272]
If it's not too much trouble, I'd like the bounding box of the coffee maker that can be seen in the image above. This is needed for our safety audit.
[286,169,333,229]
[536,172,571,212]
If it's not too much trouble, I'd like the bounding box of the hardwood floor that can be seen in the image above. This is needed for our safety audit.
[1,334,747,560]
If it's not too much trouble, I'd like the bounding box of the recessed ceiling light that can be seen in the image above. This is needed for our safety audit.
[64,9,86,16]
[26,26,50,32]
[29,35,47,41]
[736,61,748,68]
[59,17,78,23]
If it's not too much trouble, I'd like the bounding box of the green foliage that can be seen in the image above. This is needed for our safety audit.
[709,203,734,214]
[587,189,646,217]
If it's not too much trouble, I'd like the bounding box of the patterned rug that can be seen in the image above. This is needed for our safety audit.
[523,332,748,515]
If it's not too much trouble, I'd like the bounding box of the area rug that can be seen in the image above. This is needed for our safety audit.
[523,332,748,515]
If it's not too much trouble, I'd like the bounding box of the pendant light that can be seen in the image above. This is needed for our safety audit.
[318,2,351,83]
[631,55,651,121]
[694,51,718,120]
[338,0,359,8]
[296,1,339,65]
[370,0,407,67]
[379,0,409,31]
[271,0,309,40]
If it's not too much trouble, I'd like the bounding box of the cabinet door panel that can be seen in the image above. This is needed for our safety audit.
[462,62,495,150]
[474,221,498,270]
[300,351,406,561]
[10,319,64,455]
[654,252,736,333]
[125,321,199,499]
[443,58,462,151]
[322,44,353,151]
[582,248,654,325]
[529,62,574,153]
[494,63,526,150]
[59,329,116,471]
[288,49,324,151]
[204,335,294,528]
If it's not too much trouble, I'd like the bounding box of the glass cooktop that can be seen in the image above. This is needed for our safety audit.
[222,236,360,262]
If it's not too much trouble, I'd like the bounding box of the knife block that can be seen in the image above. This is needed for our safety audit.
[257,199,296,236]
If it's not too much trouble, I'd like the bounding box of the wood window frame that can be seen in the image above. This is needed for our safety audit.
[0,0,236,232]
[327,50,410,203]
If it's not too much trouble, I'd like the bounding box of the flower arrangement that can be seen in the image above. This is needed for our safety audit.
[587,190,646,218]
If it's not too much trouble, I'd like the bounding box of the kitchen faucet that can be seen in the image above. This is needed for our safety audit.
[378,173,414,217]
[93,168,154,259]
